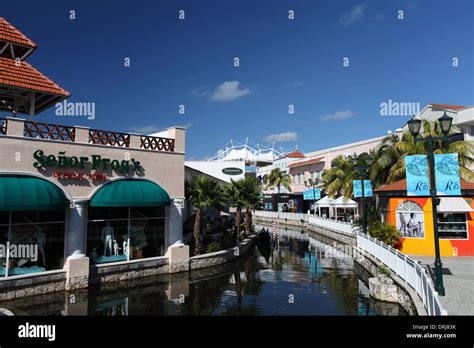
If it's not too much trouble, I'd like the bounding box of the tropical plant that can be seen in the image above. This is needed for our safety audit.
[185,176,225,255]
[371,120,474,185]
[264,168,292,193]
[206,242,221,253]
[321,153,373,198]
[369,221,400,247]
[225,177,262,242]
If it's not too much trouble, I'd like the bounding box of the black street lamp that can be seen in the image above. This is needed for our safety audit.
[352,155,373,234]
[305,178,319,216]
[407,111,453,296]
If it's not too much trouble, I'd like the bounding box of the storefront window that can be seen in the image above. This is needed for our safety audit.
[396,201,425,238]
[437,213,468,239]
[87,206,165,264]
[0,210,65,277]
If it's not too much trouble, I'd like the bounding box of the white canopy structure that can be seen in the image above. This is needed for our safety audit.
[332,196,358,208]
[314,196,335,208]
[208,138,295,166]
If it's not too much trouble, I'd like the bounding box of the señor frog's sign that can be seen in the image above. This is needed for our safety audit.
[33,150,141,174]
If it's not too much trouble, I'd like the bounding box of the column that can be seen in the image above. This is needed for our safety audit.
[166,198,184,248]
[65,200,88,258]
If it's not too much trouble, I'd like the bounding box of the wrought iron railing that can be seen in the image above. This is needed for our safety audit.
[24,121,76,142]
[140,135,175,151]
[0,118,7,135]
[89,129,130,147]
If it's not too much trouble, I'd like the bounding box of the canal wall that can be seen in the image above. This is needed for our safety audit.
[254,216,424,316]
[254,216,356,246]
[189,236,256,270]
[0,236,257,301]
[353,251,426,316]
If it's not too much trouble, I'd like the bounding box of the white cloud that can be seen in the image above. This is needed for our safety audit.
[263,132,299,143]
[320,110,358,121]
[339,4,366,26]
[209,81,252,102]
[130,124,161,134]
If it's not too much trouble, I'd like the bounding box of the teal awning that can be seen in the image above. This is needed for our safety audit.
[0,176,69,211]
[90,179,171,207]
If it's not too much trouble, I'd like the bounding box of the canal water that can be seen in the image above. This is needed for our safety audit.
[1,225,407,316]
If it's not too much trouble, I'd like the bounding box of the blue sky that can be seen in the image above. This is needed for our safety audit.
[2,0,473,159]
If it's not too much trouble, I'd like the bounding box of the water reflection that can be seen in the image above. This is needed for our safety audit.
[0,225,407,316]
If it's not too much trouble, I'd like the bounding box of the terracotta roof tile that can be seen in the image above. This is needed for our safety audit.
[375,178,474,192]
[430,104,466,111]
[288,156,325,168]
[0,17,36,48]
[279,150,305,159]
[0,56,70,97]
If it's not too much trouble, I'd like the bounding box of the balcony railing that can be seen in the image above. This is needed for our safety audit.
[0,118,6,135]
[141,135,175,151]
[24,121,76,142]
[1,118,178,152]
[89,129,130,147]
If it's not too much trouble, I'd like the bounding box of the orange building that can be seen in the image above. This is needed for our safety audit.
[375,179,474,256]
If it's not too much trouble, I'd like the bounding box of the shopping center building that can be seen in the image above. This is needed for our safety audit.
[0,17,186,287]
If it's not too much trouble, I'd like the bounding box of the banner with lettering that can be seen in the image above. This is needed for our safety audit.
[353,180,373,198]
[303,188,321,200]
[434,154,461,196]
[405,155,429,196]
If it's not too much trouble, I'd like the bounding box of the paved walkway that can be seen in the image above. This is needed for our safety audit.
[409,255,474,315]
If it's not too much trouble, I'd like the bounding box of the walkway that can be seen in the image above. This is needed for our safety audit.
[409,255,474,315]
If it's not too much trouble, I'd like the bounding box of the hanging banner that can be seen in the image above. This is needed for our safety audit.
[303,188,321,200]
[405,155,429,196]
[352,180,373,198]
[434,153,461,196]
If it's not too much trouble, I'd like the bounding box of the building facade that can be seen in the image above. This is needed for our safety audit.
[375,179,474,256]
[0,117,185,278]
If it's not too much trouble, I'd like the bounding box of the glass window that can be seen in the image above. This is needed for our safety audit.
[437,213,468,239]
[87,206,166,264]
[0,210,66,277]
[470,125,474,136]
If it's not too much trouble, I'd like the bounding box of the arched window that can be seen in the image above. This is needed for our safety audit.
[396,201,425,238]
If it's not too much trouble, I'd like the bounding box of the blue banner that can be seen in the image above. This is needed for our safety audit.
[434,154,461,196]
[405,155,429,196]
[303,188,321,200]
[353,180,373,198]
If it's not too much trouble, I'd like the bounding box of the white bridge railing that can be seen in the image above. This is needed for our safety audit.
[252,210,448,316]
[357,232,447,316]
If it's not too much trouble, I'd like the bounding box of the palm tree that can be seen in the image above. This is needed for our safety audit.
[225,177,262,242]
[371,120,474,185]
[224,179,247,244]
[185,176,224,255]
[265,168,292,194]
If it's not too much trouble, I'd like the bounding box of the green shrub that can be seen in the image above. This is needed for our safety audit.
[378,265,391,276]
[369,222,400,247]
[206,242,222,253]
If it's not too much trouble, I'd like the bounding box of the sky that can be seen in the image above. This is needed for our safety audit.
[2,0,473,160]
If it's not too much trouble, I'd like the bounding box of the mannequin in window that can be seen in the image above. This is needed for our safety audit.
[102,222,114,256]
[113,240,119,256]
[122,235,129,257]
[34,225,46,267]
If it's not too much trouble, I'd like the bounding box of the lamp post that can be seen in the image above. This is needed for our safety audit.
[407,111,453,296]
[352,156,372,234]
[305,178,319,216]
